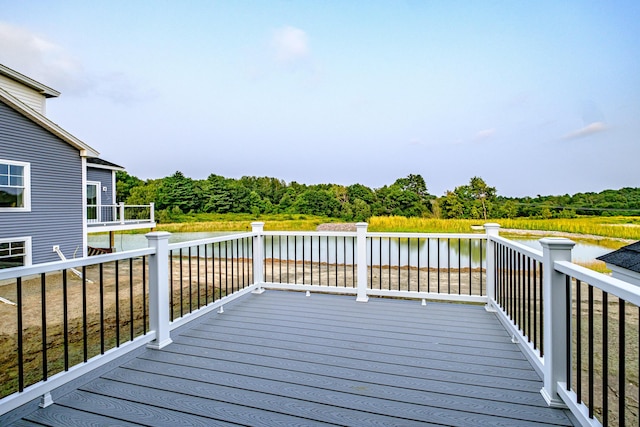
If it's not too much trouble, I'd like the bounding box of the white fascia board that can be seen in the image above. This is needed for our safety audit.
[0,87,99,157]
[0,64,60,98]
[87,163,125,171]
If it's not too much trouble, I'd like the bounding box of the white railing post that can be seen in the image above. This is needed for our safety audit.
[483,223,500,312]
[149,202,155,223]
[356,222,369,302]
[539,237,575,407]
[119,202,125,224]
[146,231,173,350]
[251,222,265,294]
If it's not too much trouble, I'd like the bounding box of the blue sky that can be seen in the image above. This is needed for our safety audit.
[1,1,638,197]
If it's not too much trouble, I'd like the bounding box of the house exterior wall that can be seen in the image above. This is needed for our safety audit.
[0,74,46,114]
[87,167,114,206]
[0,101,83,264]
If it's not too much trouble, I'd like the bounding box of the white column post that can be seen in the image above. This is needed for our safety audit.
[251,222,265,293]
[119,202,125,224]
[149,202,155,223]
[355,222,369,302]
[539,237,575,407]
[483,223,500,312]
[146,231,173,350]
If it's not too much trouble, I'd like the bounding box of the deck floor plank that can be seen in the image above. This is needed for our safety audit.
[9,290,575,426]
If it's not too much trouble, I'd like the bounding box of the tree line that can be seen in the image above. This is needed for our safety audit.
[116,171,640,222]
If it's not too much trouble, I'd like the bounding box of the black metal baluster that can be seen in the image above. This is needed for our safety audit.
[197,246,201,308]
[417,238,421,293]
[310,236,313,285]
[129,258,134,341]
[225,242,229,296]
[565,277,571,391]
[447,238,451,294]
[100,263,105,352]
[169,250,174,321]
[588,284,594,418]
[17,277,24,391]
[577,280,582,403]
[619,299,625,427]
[188,247,192,313]
[63,269,69,370]
[397,238,401,291]
[82,267,88,361]
[41,273,47,379]
[602,291,608,426]
[115,260,120,347]
[142,256,147,335]
[437,238,441,293]
[204,245,209,304]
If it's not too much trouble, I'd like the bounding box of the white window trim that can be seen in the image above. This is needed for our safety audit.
[0,236,32,268]
[0,159,31,212]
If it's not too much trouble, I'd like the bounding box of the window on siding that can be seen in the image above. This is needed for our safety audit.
[0,160,30,211]
[0,239,29,269]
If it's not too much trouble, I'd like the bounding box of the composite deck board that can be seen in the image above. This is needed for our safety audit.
[184,325,534,370]
[10,290,575,426]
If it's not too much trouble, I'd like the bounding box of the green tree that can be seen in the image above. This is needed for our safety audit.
[156,171,202,212]
[116,171,143,203]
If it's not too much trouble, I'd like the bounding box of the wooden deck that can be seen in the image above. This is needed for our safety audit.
[9,291,576,426]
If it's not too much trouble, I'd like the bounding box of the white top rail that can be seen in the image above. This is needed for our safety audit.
[555,260,640,307]
[0,247,155,281]
[489,235,544,263]
[168,232,257,251]
[264,230,356,238]
[368,232,487,240]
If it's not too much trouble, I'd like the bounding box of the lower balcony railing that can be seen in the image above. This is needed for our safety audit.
[86,202,155,230]
[0,222,637,426]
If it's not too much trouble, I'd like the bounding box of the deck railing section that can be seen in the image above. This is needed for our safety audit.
[0,230,258,416]
[492,236,545,360]
[552,259,639,427]
[489,235,640,427]
[167,233,255,324]
[366,232,486,302]
[86,202,155,226]
[0,247,153,409]
[261,231,357,291]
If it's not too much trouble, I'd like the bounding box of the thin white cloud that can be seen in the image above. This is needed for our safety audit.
[474,128,496,141]
[562,121,607,140]
[0,22,153,105]
[271,26,310,62]
[0,22,90,94]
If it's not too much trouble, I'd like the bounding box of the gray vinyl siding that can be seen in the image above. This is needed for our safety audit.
[0,101,83,264]
[87,167,114,206]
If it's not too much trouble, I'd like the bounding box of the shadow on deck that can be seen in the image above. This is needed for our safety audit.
[9,291,576,426]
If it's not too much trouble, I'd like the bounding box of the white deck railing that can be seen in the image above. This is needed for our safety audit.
[0,222,637,426]
[86,202,155,230]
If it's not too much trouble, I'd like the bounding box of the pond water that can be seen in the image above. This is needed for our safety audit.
[89,231,613,266]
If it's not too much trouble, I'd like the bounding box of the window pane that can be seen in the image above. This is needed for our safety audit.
[0,164,7,174]
[0,176,7,186]
[9,165,23,176]
[0,255,24,269]
[10,176,23,186]
[0,243,8,250]
[0,189,18,207]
